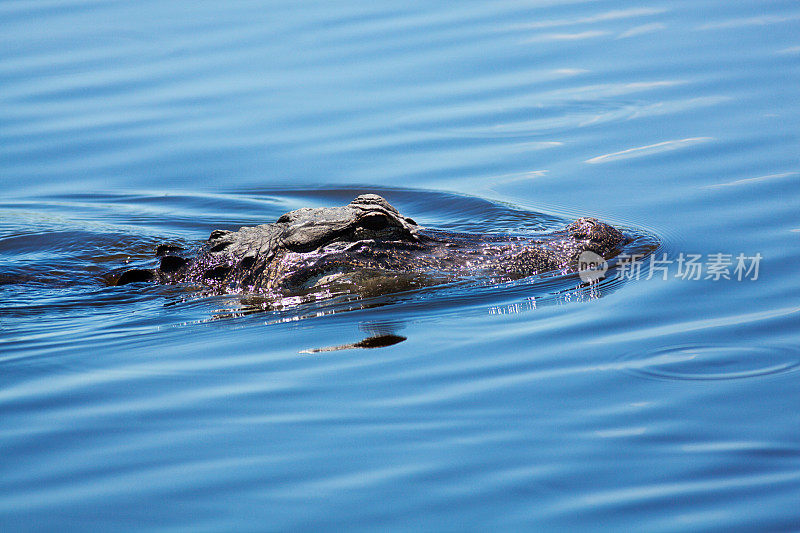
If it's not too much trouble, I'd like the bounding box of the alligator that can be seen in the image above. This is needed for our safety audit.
[114,194,628,297]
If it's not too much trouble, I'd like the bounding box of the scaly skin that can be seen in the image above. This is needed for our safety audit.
[115,194,627,295]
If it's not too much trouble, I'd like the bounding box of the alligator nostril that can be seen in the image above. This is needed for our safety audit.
[239,256,255,269]
[209,230,231,241]
[569,218,600,239]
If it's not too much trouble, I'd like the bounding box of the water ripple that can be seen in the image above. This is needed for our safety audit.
[586,137,714,164]
[618,345,800,381]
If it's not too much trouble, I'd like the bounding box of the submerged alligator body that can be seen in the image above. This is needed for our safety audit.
[115,194,627,296]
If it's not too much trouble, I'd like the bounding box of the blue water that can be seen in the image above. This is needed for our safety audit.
[2,1,800,530]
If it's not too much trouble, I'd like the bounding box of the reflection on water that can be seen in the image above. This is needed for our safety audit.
[585,136,715,164]
[2,0,800,530]
[301,334,407,354]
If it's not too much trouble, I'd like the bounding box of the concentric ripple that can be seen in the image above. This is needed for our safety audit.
[619,345,800,381]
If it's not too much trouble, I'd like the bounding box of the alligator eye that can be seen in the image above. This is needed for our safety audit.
[209,229,231,241]
[210,241,231,252]
[359,215,390,231]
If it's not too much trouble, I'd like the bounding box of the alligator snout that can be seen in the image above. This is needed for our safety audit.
[568,217,627,247]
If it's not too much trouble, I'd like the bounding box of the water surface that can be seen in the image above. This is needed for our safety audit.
[2,0,800,530]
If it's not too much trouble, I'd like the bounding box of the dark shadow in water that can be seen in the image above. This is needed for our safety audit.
[300,320,408,353]
[300,334,407,354]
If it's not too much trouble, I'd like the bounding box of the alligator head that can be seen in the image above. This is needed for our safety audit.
[114,194,628,297]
